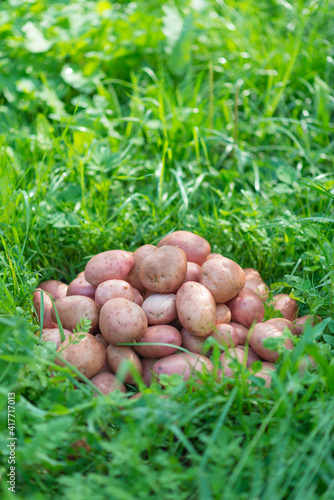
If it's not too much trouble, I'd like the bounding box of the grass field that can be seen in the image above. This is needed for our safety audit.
[1,0,334,498]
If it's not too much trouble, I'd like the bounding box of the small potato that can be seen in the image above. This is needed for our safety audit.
[153,353,214,382]
[207,253,224,260]
[267,318,298,336]
[39,280,68,301]
[139,246,187,293]
[40,328,72,348]
[216,304,231,324]
[133,288,144,306]
[244,277,269,302]
[249,321,294,362]
[230,322,249,346]
[176,282,216,337]
[125,244,157,292]
[251,362,276,388]
[218,348,246,379]
[95,333,109,348]
[51,296,99,333]
[181,328,208,354]
[228,287,265,328]
[67,277,96,300]
[33,289,57,329]
[85,250,135,287]
[77,271,85,278]
[106,344,142,384]
[129,392,142,400]
[180,262,201,285]
[96,359,112,374]
[271,294,298,322]
[134,325,182,358]
[293,315,315,336]
[142,293,177,325]
[243,268,261,280]
[141,358,158,386]
[200,257,245,303]
[157,230,211,265]
[56,333,106,379]
[238,346,262,367]
[95,280,135,309]
[211,323,239,349]
[90,372,126,394]
[99,297,147,344]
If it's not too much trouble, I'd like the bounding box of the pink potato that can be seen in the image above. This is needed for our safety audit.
[267,318,298,336]
[77,271,85,278]
[133,288,144,306]
[230,322,249,346]
[39,280,68,301]
[134,325,182,358]
[40,328,72,348]
[125,244,157,292]
[271,294,298,321]
[243,268,261,280]
[211,323,239,349]
[106,345,142,384]
[207,253,224,260]
[56,333,106,379]
[157,230,211,266]
[251,362,276,388]
[200,257,245,303]
[33,289,58,329]
[293,315,316,336]
[244,277,269,302]
[180,262,201,285]
[95,333,109,348]
[139,246,187,293]
[216,304,231,324]
[228,287,265,328]
[141,358,158,386]
[249,321,294,362]
[238,346,262,367]
[176,282,216,337]
[218,348,246,379]
[51,296,99,333]
[90,372,126,394]
[153,353,214,382]
[95,280,135,309]
[67,276,96,300]
[84,250,135,287]
[99,297,147,344]
[142,293,177,325]
[181,328,208,354]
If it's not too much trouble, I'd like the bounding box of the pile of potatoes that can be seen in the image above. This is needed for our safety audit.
[33,230,314,395]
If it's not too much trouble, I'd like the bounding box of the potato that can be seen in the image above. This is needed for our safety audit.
[238,346,262,367]
[134,325,182,358]
[211,323,239,349]
[129,392,142,400]
[251,362,276,388]
[95,333,109,348]
[56,333,106,379]
[244,277,269,302]
[106,344,142,384]
[77,271,85,278]
[95,279,135,309]
[271,293,298,321]
[200,257,245,303]
[230,322,249,346]
[40,328,72,348]
[139,246,187,293]
[180,262,201,285]
[153,353,214,382]
[99,297,147,344]
[181,328,208,354]
[133,288,144,306]
[90,372,125,394]
[293,315,315,336]
[33,289,58,329]
[51,295,99,333]
[141,358,158,386]
[207,253,224,260]
[228,287,265,328]
[243,268,261,280]
[67,276,96,300]
[216,304,231,324]
[176,281,216,337]
[84,250,134,287]
[125,244,157,292]
[218,348,246,379]
[96,359,112,374]
[249,321,294,362]
[142,293,177,325]
[157,230,211,265]
[39,280,68,301]
[267,317,298,336]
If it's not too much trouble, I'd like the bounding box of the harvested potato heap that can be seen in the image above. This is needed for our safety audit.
[34,230,315,395]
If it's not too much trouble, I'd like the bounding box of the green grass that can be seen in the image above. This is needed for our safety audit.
[1,0,334,498]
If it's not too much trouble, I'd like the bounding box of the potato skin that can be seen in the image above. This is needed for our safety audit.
[153,353,214,382]
[95,280,135,309]
[249,321,294,362]
[157,230,211,266]
[90,372,126,394]
[51,295,99,333]
[211,323,239,349]
[243,268,261,280]
[266,318,298,336]
[141,358,158,386]
[200,257,246,303]
[106,345,142,384]
[134,325,182,358]
[139,246,187,293]
[207,253,224,260]
[181,328,208,354]
[125,244,157,292]
[39,280,68,301]
[228,287,265,328]
[293,315,315,336]
[67,277,96,300]
[218,348,246,379]
[33,289,58,329]
[176,282,216,337]
[271,294,298,321]
[142,293,177,325]
[99,297,147,344]
[244,277,269,302]
[84,250,135,287]
[180,262,201,285]
[238,346,262,367]
[56,333,106,379]
[251,362,276,388]
[230,322,249,346]
[133,288,144,306]
[40,328,72,348]
[216,304,231,324]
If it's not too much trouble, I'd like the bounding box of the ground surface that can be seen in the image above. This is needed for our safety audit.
[0,1,334,499]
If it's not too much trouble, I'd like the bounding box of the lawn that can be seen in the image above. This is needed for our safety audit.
[0,0,334,498]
